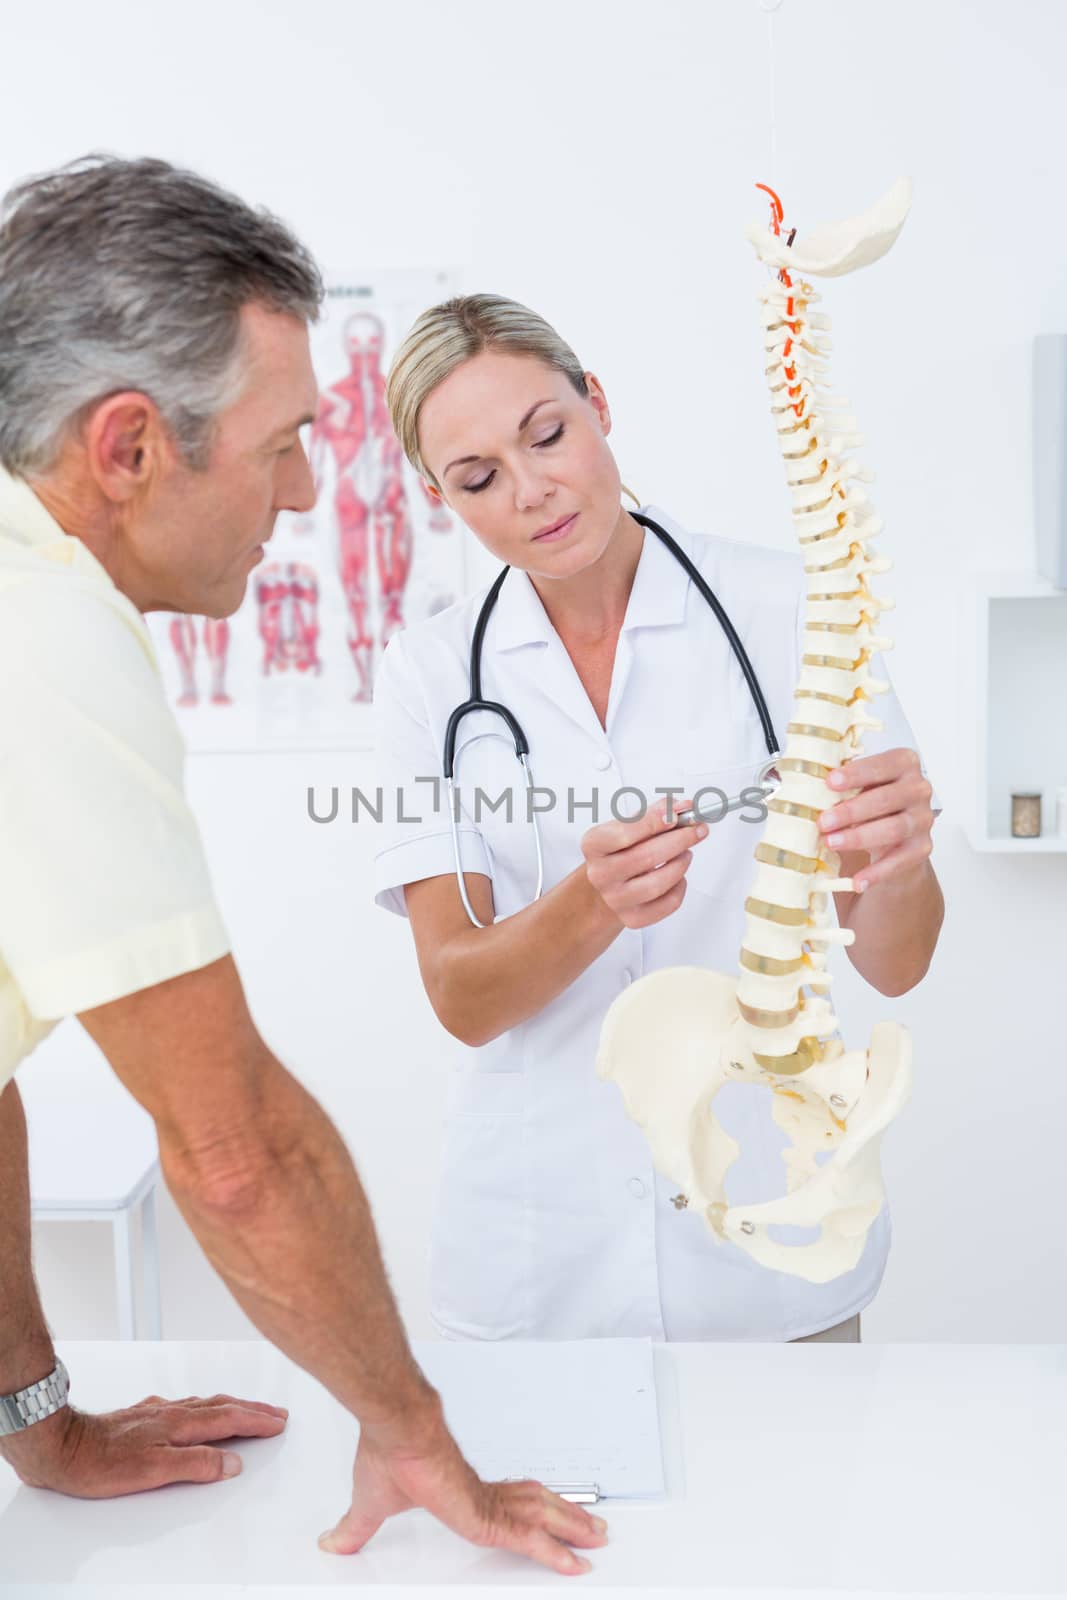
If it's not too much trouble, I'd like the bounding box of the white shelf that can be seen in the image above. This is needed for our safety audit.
[963,575,1067,852]
[964,827,1067,854]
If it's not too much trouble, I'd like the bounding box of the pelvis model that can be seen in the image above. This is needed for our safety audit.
[597,179,914,1284]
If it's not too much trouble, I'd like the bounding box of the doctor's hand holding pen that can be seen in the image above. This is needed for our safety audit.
[580,798,710,929]
[404,799,709,1049]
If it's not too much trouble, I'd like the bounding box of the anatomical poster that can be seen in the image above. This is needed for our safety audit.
[147,269,467,751]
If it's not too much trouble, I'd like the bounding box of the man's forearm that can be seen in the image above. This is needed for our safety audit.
[842,861,944,996]
[161,1057,435,1429]
[0,1081,57,1419]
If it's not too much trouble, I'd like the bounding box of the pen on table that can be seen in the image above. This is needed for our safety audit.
[545,1483,600,1504]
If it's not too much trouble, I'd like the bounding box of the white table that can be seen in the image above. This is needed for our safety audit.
[0,1340,1062,1597]
[23,1081,162,1340]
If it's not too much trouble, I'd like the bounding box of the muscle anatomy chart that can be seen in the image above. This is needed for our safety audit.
[147,270,465,751]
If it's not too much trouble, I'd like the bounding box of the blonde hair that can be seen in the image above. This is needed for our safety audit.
[387,293,588,488]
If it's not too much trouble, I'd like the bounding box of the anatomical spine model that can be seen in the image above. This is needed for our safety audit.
[597,179,914,1283]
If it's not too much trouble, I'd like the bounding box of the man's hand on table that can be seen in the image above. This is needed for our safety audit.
[320,1390,609,1578]
[1,1384,607,1576]
[0,1393,288,1495]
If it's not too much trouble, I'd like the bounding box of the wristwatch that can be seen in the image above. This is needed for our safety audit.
[0,1359,70,1437]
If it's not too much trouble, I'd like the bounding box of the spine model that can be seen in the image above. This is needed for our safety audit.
[737,183,893,1076]
[595,181,915,1283]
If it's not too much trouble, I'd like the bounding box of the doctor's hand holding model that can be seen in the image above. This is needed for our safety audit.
[374,294,944,1345]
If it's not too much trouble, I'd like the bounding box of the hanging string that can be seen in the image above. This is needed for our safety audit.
[767,5,778,188]
[759,0,784,188]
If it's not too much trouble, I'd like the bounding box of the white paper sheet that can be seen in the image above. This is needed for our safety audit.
[412,1337,665,1500]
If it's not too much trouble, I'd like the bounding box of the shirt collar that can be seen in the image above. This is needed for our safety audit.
[490,503,693,652]
[0,466,121,588]
[619,504,693,631]
[0,467,72,551]
[489,552,553,651]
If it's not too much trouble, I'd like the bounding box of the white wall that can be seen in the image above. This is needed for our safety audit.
[9,0,1067,1344]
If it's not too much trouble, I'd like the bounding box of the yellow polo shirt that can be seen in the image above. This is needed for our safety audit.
[0,469,230,1090]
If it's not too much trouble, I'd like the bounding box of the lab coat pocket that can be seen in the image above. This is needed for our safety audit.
[680,757,772,901]
[429,1071,529,1339]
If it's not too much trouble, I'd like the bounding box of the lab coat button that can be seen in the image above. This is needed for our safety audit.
[628,1177,647,1199]
[593,750,613,771]
[622,969,635,987]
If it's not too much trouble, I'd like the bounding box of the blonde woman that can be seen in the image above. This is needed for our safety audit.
[373,295,942,1344]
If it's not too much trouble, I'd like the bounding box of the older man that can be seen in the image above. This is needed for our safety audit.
[0,157,605,1577]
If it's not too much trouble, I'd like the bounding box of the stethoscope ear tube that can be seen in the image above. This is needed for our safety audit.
[629,513,780,760]
[442,561,533,779]
[443,700,530,780]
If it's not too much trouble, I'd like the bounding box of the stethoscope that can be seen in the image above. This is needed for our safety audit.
[444,511,781,928]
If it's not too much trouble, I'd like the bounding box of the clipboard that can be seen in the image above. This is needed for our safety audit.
[413,1336,666,1501]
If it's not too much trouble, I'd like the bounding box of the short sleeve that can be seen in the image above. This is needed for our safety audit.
[371,632,492,918]
[0,582,230,1020]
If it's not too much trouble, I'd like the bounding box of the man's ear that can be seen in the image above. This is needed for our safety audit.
[83,392,172,504]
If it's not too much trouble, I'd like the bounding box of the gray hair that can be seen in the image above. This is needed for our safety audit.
[0,154,324,476]
[387,293,588,487]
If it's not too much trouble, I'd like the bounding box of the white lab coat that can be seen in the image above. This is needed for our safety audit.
[372,507,932,1342]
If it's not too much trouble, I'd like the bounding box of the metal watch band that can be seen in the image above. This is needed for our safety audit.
[0,1358,70,1437]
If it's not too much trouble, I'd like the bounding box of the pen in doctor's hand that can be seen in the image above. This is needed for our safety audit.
[674,778,778,830]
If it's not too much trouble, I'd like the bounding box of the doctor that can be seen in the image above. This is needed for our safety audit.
[373,294,943,1344]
